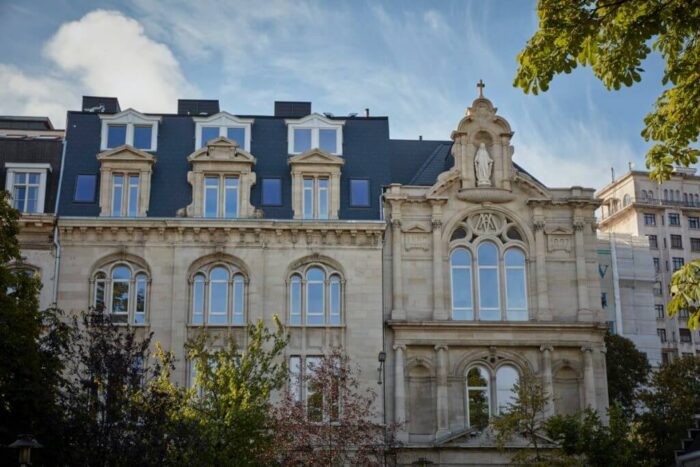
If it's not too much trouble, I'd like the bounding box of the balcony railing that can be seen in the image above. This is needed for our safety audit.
[601,197,700,219]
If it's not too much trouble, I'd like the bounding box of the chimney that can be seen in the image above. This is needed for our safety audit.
[365,108,370,118]
[274,101,311,118]
[419,135,423,141]
[178,99,220,116]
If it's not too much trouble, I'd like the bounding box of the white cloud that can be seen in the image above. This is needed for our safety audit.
[0,64,77,129]
[43,9,195,113]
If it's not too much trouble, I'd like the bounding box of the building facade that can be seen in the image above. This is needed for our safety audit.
[597,232,662,366]
[0,116,63,310]
[29,88,610,463]
[598,170,700,363]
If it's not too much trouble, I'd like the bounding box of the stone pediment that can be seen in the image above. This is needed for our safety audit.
[544,225,573,235]
[434,426,555,449]
[96,145,156,164]
[187,136,256,164]
[288,148,345,166]
[402,222,431,234]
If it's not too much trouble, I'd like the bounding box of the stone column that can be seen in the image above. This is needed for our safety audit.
[581,346,596,410]
[540,344,554,417]
[391,209,405,319]
[394,344,408,442]
[533,216,551,320]
[435,344,450,437]
[574,213,590,315]
[431,200,446,320]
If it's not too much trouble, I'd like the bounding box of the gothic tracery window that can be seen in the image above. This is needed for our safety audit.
[190,263,246,325]
[91,262,149,324]
[449,212,528,321]
[288,263,343,326]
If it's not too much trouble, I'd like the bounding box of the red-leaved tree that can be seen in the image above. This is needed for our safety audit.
[272,348,397,466]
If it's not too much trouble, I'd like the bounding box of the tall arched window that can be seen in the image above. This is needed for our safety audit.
[466,366,490,429]
[478,242,500,321]
[496,365,519,414]
[189,263,246,325]
[505,249,527,321]
[450,249,473,320]
[91,262,150,324]
[288,263,344,326]
[449,213,529,322]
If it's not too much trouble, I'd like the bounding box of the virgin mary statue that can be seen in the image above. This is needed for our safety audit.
[475,142,493,186]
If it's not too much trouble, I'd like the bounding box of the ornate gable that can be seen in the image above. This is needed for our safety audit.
[96,145,156,217]
[97,145,156,164]
[288,148,345,167]
[187,136,256,165]
[288,148,344,220]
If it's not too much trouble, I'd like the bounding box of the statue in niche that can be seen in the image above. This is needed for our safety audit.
[474,142,493,186]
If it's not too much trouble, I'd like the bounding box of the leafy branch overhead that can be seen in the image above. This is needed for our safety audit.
[515,0,700,182]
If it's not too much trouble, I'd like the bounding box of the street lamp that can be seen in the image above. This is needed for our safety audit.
[377,351,386,385]
[9,434,42,466]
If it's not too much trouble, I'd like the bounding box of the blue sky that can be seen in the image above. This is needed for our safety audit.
[0,0,670,187]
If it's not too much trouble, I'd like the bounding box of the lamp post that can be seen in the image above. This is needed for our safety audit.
[377,350,386,385]
[9,434,42,466]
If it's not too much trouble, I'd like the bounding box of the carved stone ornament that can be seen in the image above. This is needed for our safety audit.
[474,142,493,187]
[471,212,500,234]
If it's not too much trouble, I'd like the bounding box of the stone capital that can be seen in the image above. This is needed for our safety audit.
[434,344,448,352]
[393,343,406,352]
[539,344,553,353]
[533,220,546,231]
[580,345,593,353]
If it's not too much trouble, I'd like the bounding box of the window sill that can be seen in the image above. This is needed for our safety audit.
[286,324,346,328]
[187,324,247,328]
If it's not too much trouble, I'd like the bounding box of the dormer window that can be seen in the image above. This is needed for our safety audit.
[288,149,344,220]
[100,109,161,151]
[4,163,51,214]
[193,112,254,151]
[96,146,155,217]
[287,114,344,156]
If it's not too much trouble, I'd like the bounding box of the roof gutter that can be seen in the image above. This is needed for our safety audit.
[51,137,67,305]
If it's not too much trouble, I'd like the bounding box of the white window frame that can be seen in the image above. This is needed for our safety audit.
[100,108,161,151]
[193,112,254,151]
[302,176,330,219]
[202,175,240,218]
[110,172,140,217]
[286,113,345,156]
[91,263,150,325]
[189,264,247,326]
[4,163,51,213]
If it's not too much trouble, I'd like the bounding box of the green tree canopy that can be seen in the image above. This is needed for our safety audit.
[604,333,651,418]
[515,0,700,181]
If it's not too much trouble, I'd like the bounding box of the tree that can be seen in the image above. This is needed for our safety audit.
[56,310,182,466]
[515,0,700,182]
[272,349,394,466]
[636,355,700,466]
[0,191,70,466]
[494,368,560,466]
[175,317,289,466]
[545,405,642,466]
[604,333,651,417]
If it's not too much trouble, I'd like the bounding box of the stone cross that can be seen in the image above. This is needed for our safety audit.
[477,79,485,97]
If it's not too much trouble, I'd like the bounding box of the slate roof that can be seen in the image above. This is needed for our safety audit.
[58,105,544,220]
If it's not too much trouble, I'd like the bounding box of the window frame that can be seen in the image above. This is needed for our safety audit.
[261,177,283,206]
[287,264,344,327]
[189,263,247,326]
[202,174,240,219]
[109,172,140,217]
[100,109,161,151]
[73,174,98,203]
[193,112,254,151]
[91,263,150,325]
[4,163,51,214]
[349,178,371,208]
[669,213,681,226]
[286,113,345,156]
[302,176,330,219]
[644,213,656,226]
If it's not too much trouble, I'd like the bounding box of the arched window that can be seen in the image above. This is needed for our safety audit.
[288,263,344,326]
[478,242,500,321]
[466,366,490,429]
[189,263,246,325]
[450,249,473,320]
[496,365,519,414]
[91,262,150,324]
[449,213,529,322]
[623,194,630,206]
[505,249,527,321]
[664,189,668,200]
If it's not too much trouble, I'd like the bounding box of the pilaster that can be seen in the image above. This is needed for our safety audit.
[435,344,450,437]
[540,344,554,417]
[394,343,407,442]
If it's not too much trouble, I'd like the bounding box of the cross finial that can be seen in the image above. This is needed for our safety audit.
[477,79,485,97]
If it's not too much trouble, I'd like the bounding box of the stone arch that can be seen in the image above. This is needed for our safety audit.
[286,253,345,279]
[552,361,583,416]
[452,348,534,378]
[90,251,151,276]
[187,252,250,280]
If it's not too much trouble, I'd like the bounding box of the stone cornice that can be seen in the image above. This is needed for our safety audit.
[57,217,386,248]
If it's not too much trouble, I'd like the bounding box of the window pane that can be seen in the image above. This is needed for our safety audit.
[350,179,369,207]
[14,172,26,184]
[479,268,499,316]
[112,266,131,280]
[262,178,282,206]
[319,129,337,153]
[233,275,245,325]
[26,187,38,213]
[289,356,302,403]
[506,269,527,311]
[107,125,126,148]
[330,276,341,325]
[294,128,312,153]
[303,178,313,219]
[451,268,473,313]
[128,175,139,216]
[306,267,325,325]
[75,175,97,202]
[12,186,25,211]
[94,279,106,311]
[318,179,329,220]
[451,248,470,266]
[496,366,519,414]
[227,127,245,146]
[209,280,228,325]
[224,177,239,218]
[133,126,152,149]
[112,281,129,314]
[467,366,490,429]
[205,176,219,218]
[505,249,525,267]
[306,357,323,421]
[290,275,301,325]
[28,173,40,184]
[135,274,147,324]
[201,127,220,147]
[192,274,205,324]
[112,175,123,216]
[478,242,498,266]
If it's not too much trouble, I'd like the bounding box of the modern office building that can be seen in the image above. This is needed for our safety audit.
[0,115,63,310]
[9,87,612,464]
[598,169,700,364]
